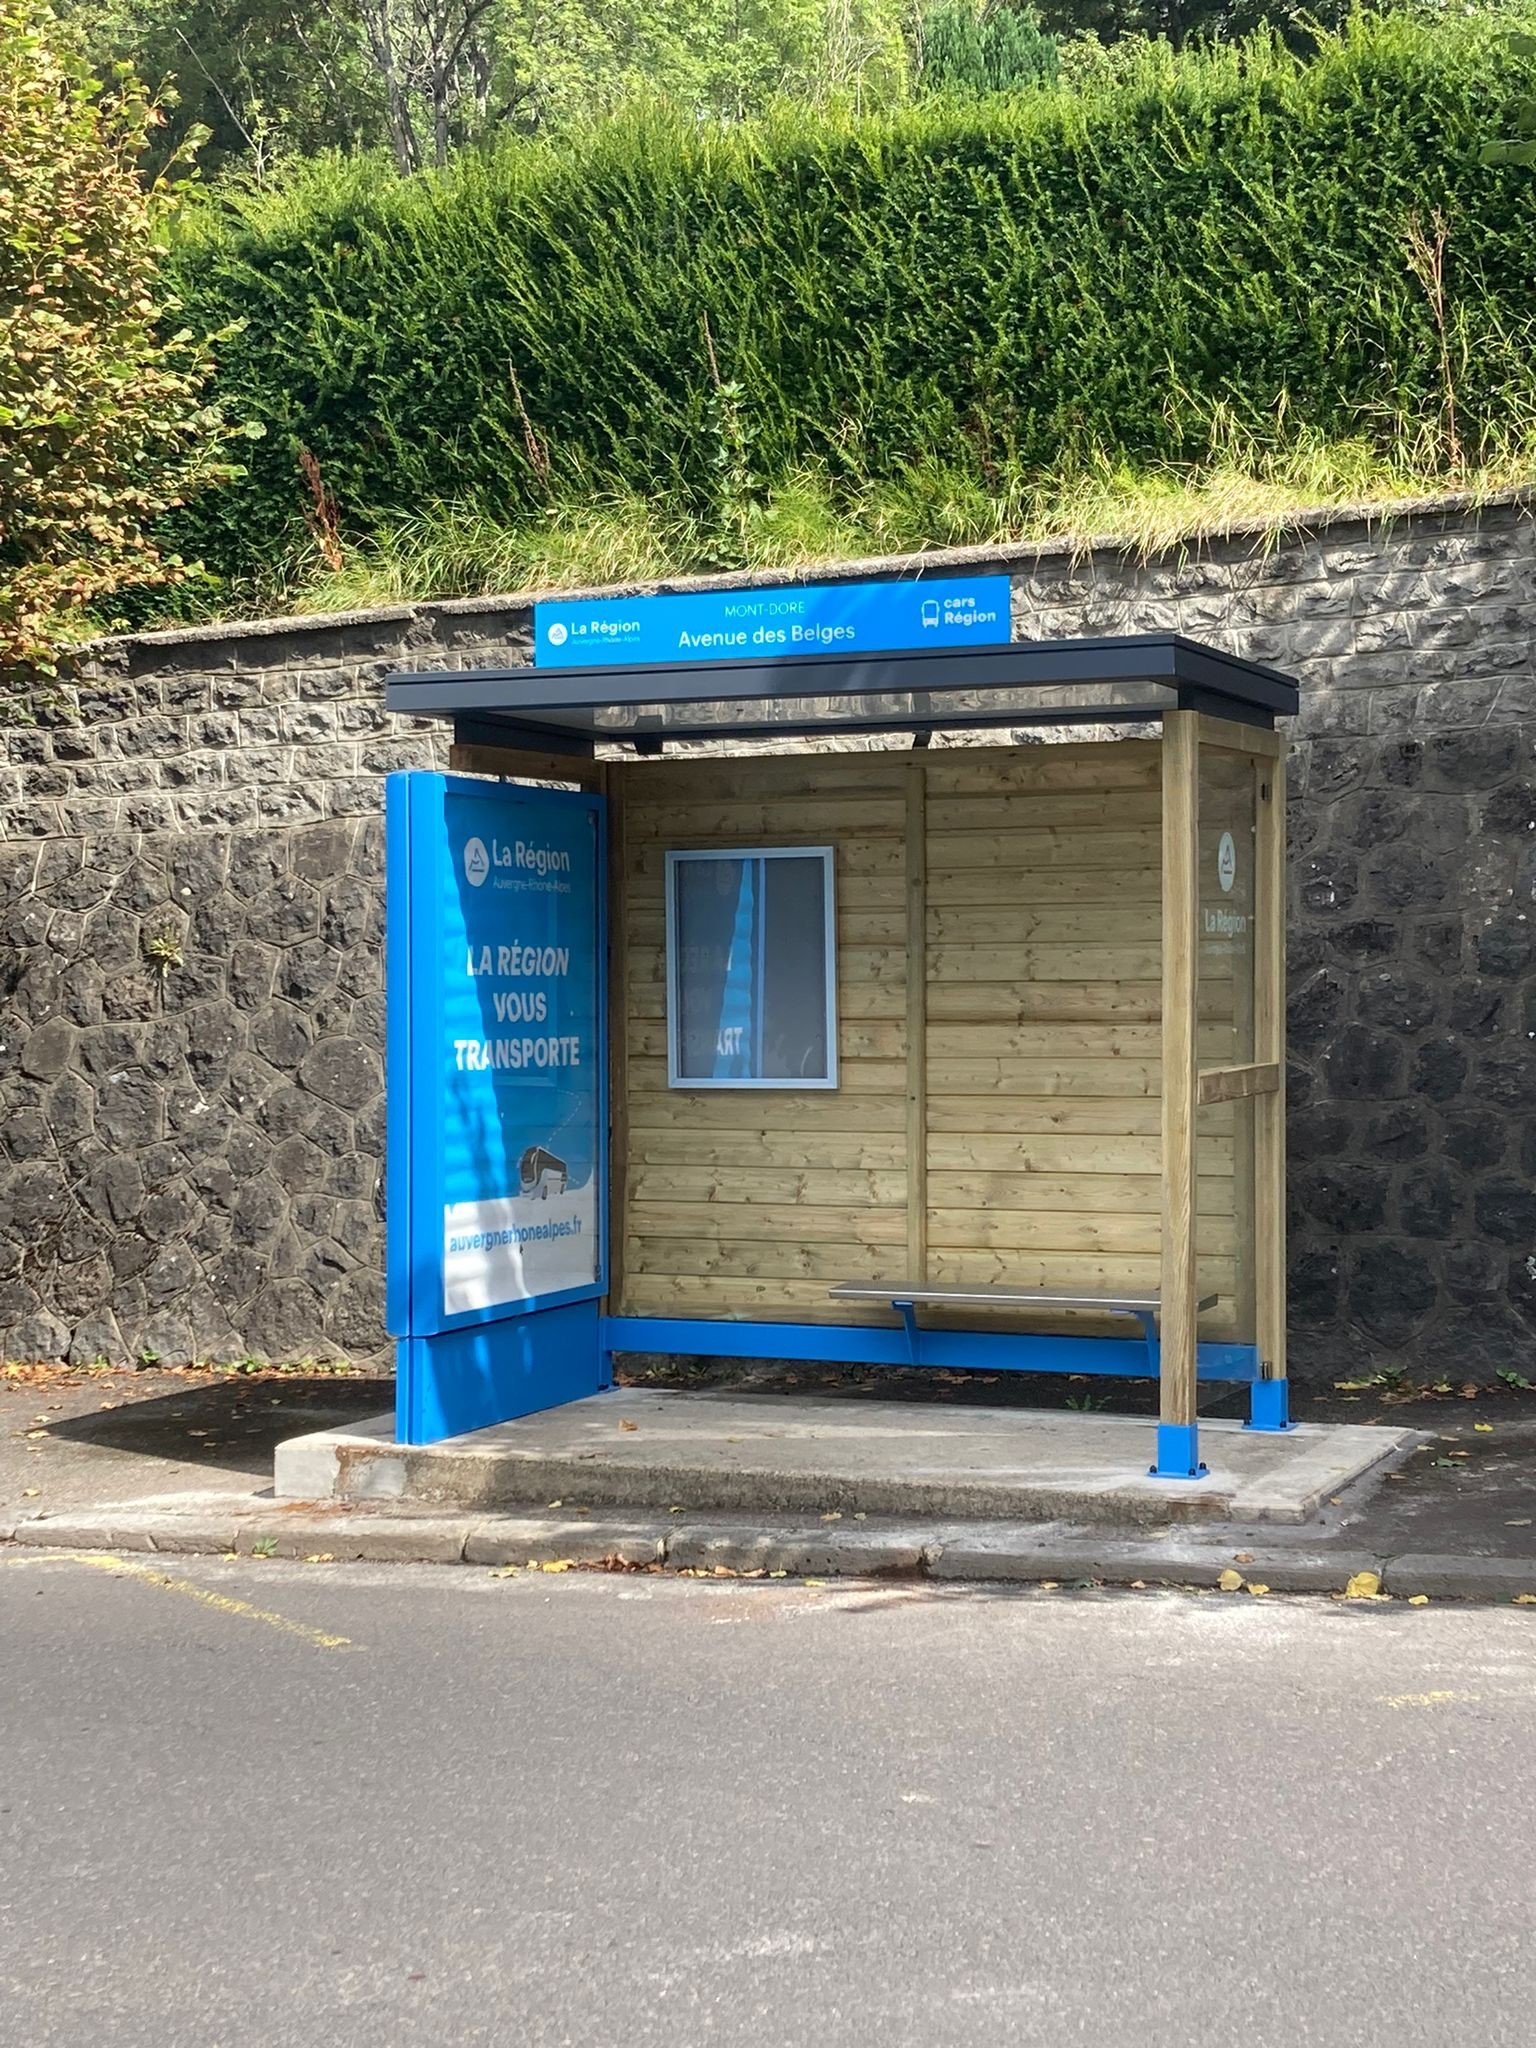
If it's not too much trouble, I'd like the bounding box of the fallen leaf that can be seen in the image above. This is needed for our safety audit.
[821,1511,842,1523]
[803,1577,826,1587]
[1341,1570,1382,1600]
[1218,1568,1244,1592]
[618,1419,639,1432]
[1246,1583,1271,1598]
[668,1505,683,1514]
[1474,1423,1494,1433]
[546,1499,563,1509]
[1514,1593,1536,1607]
[1233,1551,1254,1564]
[25,1429,46,1439]
[1129,1579,1147,1590]
[1408,1594,1430,1606]
[21,1487,39,1498]
[1038,1580,1060,1591]
[538,1559,573,1573]
[490,1565,520,1577]
[303,1552,335,1564]
[768,1569,789,1578]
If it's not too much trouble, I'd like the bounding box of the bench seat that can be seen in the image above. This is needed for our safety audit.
[827,1282,1217,1318]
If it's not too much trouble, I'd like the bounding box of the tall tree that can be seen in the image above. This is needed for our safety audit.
[0,1,232,669]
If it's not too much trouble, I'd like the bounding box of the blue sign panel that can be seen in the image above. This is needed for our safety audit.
[386,772,607,1440]
[533,574,1011,670]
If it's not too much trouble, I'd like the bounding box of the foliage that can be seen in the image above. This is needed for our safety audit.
[139,7,1536,618]
[917,3,1059,97]
[0,0,233,669]
[66,0,914,180]
[1480,28,1536,167]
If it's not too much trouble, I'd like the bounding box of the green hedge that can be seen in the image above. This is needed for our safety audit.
[166,10,1536,595]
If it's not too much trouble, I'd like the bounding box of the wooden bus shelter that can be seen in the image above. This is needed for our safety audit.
[388,624,1297,1480]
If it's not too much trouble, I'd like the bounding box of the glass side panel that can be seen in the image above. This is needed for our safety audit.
[1197,746,1258,1070]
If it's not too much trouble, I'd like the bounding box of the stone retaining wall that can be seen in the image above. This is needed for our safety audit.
[2,495,1534,1380]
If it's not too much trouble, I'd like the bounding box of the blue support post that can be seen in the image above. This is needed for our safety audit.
[1246,1377,1294,1433]
[1150,1422,1208,1481]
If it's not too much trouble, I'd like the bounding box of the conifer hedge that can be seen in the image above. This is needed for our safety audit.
[168,10,1536,594]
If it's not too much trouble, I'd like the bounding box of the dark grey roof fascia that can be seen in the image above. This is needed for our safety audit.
[387,632,1298,735]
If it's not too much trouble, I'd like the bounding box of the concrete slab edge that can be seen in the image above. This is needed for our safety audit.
[6,1508,1536,1604]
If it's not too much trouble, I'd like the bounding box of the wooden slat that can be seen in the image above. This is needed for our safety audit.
[621,754,910,802]
[1160,711,1200,1432]
[926,1210,1237,1256]
[606,767,630,1311]
[1193,714,1283,761]
[926,904,1159,947]
[1196,1061,1280,1106]
[927,1129,1221,1174]
[925,864,1155,905]
[449,741,603,789]
[928,1021,1160,1059]
[618,1275,903,1320]
[627,1201,907,1243]
[927,1095,1163,1137]
[928,943,1163,983]
[923,742,1160,793]
[626,1239,906,1281]
[925,789,1162,833]
[924,1057,1161,1097]
[928,1170,1233,1214]
[627,1166,907,1207]
[629,1128,910,1170]
[927,867,1160,908]
[627,796,904,841]
[928,828,1159,873]
[905,757,928,1288]
[630,1090,908,1131]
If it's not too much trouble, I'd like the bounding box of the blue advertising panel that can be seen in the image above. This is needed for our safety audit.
[533,574,1011,670]
[386,772,606,1443]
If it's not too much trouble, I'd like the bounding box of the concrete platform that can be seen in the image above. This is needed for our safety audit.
[274,1388,1419,1528]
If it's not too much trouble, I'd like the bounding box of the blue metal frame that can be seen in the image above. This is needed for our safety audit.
[601,1316,1261,1382]
[386,771,609,1444]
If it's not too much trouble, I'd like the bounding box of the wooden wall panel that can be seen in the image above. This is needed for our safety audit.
[612,738,1237,1339]
[616,755,911,1324]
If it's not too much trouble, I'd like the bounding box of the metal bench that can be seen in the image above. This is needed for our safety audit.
[827,1281,1218,1378]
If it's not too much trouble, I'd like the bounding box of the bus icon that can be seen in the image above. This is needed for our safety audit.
[921,599,940,628]
[518,1145,568,1199]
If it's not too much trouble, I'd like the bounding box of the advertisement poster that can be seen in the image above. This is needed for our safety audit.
[398,778,603,1322]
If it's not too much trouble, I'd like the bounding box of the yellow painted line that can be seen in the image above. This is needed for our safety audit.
[1379,1689,1479,1710]
[6,1550,355,1651]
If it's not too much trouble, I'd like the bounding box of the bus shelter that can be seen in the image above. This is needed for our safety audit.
[383,574,1297,1481]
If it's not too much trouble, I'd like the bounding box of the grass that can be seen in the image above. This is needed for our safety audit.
[179,425,1536,625]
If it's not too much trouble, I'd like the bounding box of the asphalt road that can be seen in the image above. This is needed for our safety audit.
[3,1556,1534,2048]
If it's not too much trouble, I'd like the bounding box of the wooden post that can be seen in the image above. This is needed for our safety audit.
[1254,745,1288,1406]
[1157,711,1203,1476]
[904,755,928,1285]
[602,763,630,1333]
